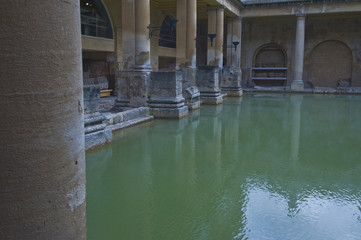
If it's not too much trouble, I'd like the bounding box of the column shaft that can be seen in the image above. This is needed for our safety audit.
[215,8,224,68]
[186,0,197,67]
[135,0,151,68]
[226,19,233,66]
[292,14,306,90]
[232,18,242,68]
[176,0,187,68]
[122,0,136,69]
[0,0,86,239]
[207,9,217,65]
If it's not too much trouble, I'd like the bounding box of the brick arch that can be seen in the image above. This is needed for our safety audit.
[307,40,352,88]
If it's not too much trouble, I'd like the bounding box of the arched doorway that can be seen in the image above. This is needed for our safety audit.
[307,40,352,88]
[252,44,287,87]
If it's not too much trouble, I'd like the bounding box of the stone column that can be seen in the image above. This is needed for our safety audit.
[232,18,242,68]
[176,0,187,68]
[177,0,200,110]
[215,8,224,68]
[135,0,151,69]
[222,17,243,97]
[186,0,197,67]
[292,14,306,90]
[0,1,86,239]
[116,0,151,108]
[207,8,217,66]
[226,19,234,66]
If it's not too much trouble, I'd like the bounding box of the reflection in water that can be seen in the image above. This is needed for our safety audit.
[87,93,361,240]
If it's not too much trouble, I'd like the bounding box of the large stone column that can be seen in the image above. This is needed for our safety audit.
[207,8,217,66]
[291,14,306,90]
[186,0,197,67]
[222,18,243,97]
[176,0,187,68]
[135,0,151,69]
[0,0,86,239]
[116,0,151,108]
[215,8,224,68]
[232,18,242,68]
[177,0,200,110]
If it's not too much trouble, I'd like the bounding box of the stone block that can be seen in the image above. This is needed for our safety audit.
[181,67,197,90]
[129,73,150,107]
[85,129,112,151]
[196,66,223,105]
[222,66,243,97]
[83,85,100,114]
[196,66,220,92]
[183,86,201,110]
[149,71,188,118]
[150,71,183,98]
[114,77,129,107]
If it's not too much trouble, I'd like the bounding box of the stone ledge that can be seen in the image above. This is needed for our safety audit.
[85,129,112,151]
[107,116,154,132]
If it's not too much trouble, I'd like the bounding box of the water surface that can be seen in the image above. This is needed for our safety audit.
[87,93,361,240]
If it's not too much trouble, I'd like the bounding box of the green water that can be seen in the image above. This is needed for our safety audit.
[86,93,361,240]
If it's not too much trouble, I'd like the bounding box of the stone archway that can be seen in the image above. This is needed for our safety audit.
[307,40,352,88]
[252,44,288,87]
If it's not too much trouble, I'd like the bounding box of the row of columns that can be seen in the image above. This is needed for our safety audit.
[120,0,243,79]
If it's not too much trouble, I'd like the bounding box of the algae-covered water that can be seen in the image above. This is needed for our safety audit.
[86,93,361,240]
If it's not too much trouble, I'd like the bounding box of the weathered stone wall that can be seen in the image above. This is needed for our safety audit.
[242,14,361,88]
[304,15,361,87]
[242,16,296,87]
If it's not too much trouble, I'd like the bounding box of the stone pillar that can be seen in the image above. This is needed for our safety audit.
[135,0,151,69]
[0,1,86,239]
[291,14,306,91]
[176,0,187,68]
[222,18,243,97]
[186,0,197,67]
[226,18,233,66]
[232,18,242,68]
[206,7,224,67]
[207,8,217,66]
[197,66,223,105]
[115,0,151,109]
[177,0,200,110]
[215,8,224,68]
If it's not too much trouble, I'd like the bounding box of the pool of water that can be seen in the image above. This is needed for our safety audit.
[86,93,361,240]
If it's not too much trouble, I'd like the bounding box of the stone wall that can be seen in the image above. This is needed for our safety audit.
[242,14,361,88]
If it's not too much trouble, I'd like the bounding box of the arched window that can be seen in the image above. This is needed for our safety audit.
[80,0,113,39]
[158,15,177,48]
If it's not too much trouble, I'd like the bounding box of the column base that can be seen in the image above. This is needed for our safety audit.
[200,91,223,105]
[222,86,243,97]
[149,97,189,118]
[150,106,189,119]
[291,80,304,91]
